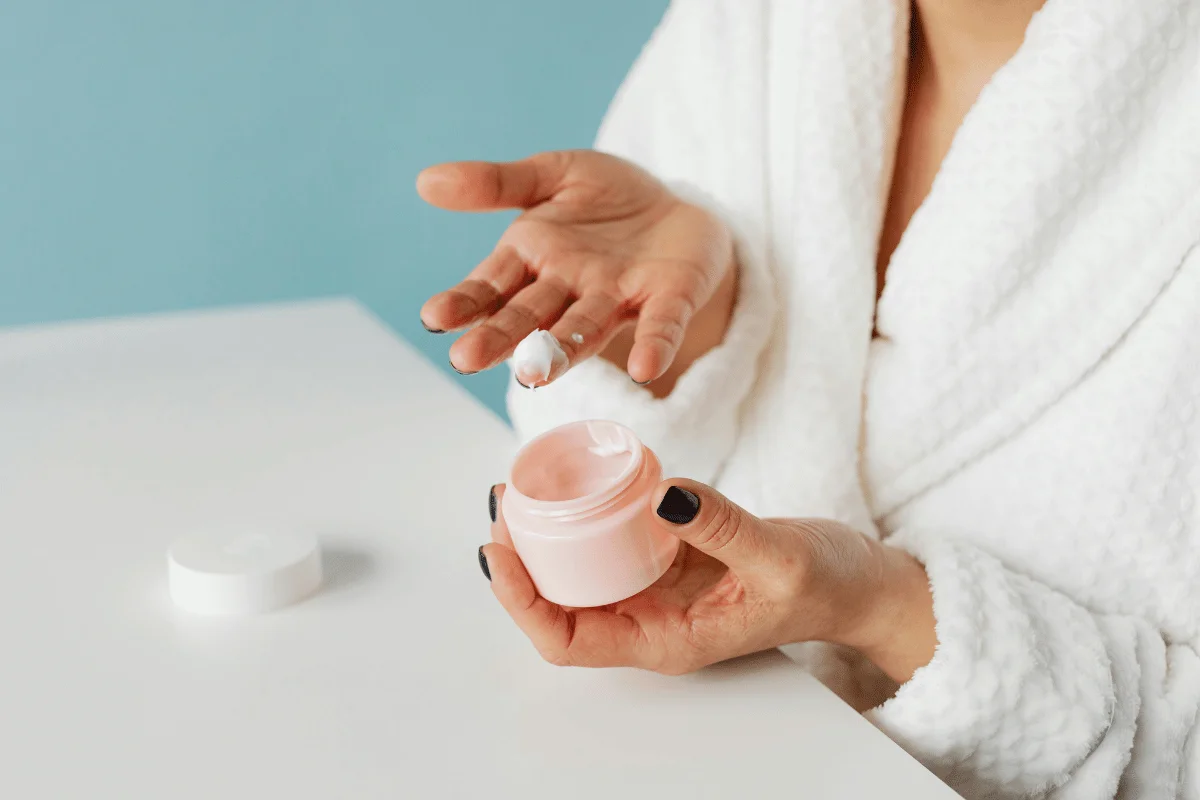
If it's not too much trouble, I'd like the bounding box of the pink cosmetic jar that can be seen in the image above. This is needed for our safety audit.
[501,420,678,608]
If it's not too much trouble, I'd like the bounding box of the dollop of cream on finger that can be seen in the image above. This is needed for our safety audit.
[512,329,568,387]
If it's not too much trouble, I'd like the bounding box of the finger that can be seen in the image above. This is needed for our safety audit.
[489,484,514,548]
[416,152,572,212]
[627,293,694,384]
[421,248,530,333]
[482,543,649,668]
[450,279,573,374]
[650,479,771,572]
[545,289,629,380]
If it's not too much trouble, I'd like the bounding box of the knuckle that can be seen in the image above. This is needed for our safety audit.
[693,498,742,554]
[477,248,526,289]
[555,314,607,360]
[492,303,541,336]
[459,279,500,307]
[641,315,686,349]
[487,162,510,204]
[573,315,606,342]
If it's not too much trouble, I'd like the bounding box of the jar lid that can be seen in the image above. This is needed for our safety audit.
[168,526,323,615]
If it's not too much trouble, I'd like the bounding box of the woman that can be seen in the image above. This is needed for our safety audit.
[418,1,1200,796]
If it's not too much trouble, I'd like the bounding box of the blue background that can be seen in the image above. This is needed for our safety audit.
[0,1,667,417]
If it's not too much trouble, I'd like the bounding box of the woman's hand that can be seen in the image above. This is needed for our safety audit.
[417,151,737,391]
[481,480,938,683]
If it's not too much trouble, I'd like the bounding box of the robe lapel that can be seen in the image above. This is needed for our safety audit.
[865,0,1200,516]
[728,0,905,528]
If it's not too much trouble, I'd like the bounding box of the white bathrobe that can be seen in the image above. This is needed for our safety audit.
[508,1,1200,797]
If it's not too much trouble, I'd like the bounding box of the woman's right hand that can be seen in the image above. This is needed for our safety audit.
[417,150,737,390]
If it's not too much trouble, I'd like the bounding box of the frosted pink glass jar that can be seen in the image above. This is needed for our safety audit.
[502,420,678,608]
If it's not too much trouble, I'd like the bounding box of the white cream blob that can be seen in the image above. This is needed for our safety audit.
[512,329,568,385]
[584,421,636,458]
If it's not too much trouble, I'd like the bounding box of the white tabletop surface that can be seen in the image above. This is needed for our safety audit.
[0,299,958,799]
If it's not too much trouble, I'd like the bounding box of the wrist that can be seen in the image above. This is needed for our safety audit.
[840,543,938,684]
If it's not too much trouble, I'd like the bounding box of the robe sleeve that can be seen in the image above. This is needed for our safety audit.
[870,528,1200,799]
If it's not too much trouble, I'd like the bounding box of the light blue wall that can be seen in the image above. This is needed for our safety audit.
[0,1,667,418]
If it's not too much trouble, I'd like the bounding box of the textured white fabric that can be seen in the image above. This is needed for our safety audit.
[507,1,1200,797]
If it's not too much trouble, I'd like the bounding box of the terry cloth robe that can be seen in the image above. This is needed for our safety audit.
[508,1,1200,797]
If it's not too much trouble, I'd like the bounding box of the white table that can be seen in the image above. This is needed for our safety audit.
[0,299,958,799]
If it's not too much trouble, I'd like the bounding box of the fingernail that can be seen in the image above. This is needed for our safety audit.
[656,486,700,524]
[488,485,498,522]
[478,546,491,581]
[632,377,652,386]
[450,359,477,376]
[515,376,531,389]
[422,319,445,334]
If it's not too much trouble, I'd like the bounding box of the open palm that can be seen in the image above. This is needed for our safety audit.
[417,150,733,385]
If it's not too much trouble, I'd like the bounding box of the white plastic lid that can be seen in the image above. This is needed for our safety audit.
[168,526,323,615]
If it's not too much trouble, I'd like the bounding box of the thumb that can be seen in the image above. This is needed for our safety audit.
[416,152,572,211]
[651,479,770,571]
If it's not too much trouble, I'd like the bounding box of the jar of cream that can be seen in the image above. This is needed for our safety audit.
[502,420,678,608]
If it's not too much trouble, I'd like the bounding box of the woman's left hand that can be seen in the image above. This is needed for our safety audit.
[481,480,938,683]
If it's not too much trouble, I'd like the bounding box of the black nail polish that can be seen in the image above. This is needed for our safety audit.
[656,486,700,524]
[488,485,498,522]
[632,377,652,386]
[450,360,477,376]
[478,546,491,581]
[421,320,445,334]
[515,376,531,389]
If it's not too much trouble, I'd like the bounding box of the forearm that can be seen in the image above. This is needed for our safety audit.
[600,260,739,398]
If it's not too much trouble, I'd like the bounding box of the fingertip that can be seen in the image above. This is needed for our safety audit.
[649,480,763,568]
[422,291,477,335]
[416,163,458,203]
[449,328,500,374]
[514,351,567,389]
[419,297,448,334]
[627,341,669,385]
[514,368,547,389]
[448,349,478,375]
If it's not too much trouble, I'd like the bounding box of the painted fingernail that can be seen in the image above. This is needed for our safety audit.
[450,359,477,376]
[488,485,498,522]
[515,376,531,389]
[656,486,700,524]
[421,319,445,334]
[632,377,652,386]
[478,546,491,581]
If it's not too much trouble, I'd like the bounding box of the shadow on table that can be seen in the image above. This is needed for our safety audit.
[321,545,378,595]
